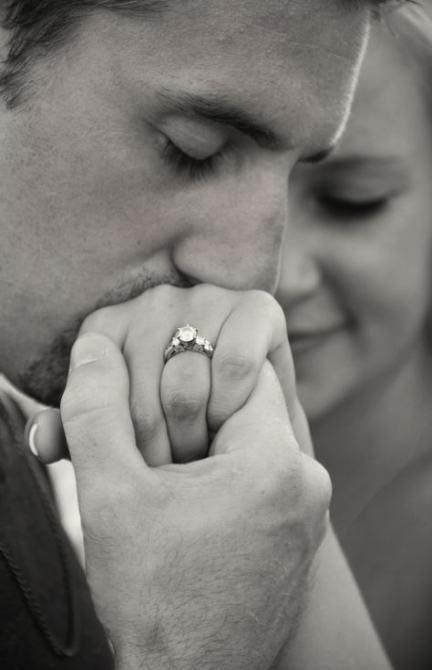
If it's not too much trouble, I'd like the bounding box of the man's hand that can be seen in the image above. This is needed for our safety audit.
[61,332,331,670]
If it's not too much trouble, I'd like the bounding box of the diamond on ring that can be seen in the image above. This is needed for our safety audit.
[176,325,198,343]
[164,325,214,363]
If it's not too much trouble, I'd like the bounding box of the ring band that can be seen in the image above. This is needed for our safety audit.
[164,325,214,363]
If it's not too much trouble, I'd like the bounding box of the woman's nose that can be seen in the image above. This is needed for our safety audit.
[276,242,321,307]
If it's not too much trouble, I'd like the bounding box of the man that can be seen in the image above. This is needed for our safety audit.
[0,1,386,668]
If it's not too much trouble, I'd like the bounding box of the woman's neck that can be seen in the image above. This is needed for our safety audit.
[311,342,432,534]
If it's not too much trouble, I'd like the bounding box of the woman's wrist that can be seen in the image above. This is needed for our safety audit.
[273,525,391,670]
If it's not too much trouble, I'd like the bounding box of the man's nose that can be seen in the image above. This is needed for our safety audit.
[171,173,288,294]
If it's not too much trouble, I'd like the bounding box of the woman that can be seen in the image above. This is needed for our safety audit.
[278,3,432,667]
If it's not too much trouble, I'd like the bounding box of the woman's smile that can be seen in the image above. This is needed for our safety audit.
[288,323,348,356]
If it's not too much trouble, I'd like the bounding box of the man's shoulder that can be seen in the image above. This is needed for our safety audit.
[0,395,113,669]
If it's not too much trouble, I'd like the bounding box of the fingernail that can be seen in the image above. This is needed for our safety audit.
[28,422,39,458]
[70,334,106,370]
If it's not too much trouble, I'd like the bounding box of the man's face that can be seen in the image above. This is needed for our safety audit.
[0,0,370,403]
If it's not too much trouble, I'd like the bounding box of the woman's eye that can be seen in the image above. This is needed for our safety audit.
[161,139,224,181]
[317,194,390,220]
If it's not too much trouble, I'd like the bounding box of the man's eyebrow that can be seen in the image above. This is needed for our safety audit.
[156,90,280,149]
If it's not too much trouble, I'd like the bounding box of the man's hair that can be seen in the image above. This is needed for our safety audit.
[0,0,409,107]
[0,0,167,106]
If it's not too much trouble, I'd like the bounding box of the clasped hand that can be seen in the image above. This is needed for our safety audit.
[33,285,331,670]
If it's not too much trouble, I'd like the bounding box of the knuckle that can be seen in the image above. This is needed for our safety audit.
[268,298,287,334]
[60,387,107,426]
[300,455,333,517]
[60,366,113,425]
[215,351,256,383]
[248,289,277,310]
[191,282,226,305]
[164,386,206,422]
[262,451,331,553]
[316,464,333,512]
[272,441,303,496]
[248,289,278,313]
[247,435,302,505]
[143,284,188,322]
[248,290,287,334]
[150,283,178,303]
[244,444,332,556]
[130,402,162,441]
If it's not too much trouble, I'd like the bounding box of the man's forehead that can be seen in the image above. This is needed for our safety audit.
[155,0,365,50]
[95,0,368,69]
[84,0,369,150]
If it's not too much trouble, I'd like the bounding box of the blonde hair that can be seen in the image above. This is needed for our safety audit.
[388,2,432,338]
[393,1,432,47]
[386,1,432,92]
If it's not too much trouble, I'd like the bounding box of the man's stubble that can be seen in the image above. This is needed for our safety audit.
[18,269,191,406]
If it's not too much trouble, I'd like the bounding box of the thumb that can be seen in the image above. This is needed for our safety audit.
[60,333,147,488]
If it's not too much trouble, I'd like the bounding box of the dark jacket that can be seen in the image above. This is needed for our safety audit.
[0,396,114,669]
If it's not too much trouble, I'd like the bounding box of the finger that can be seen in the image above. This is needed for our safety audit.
[26,408,69,464]
[208,291,293,431]
[268,342,298,420]
[60,333,147,489]
[123,324,173,466]
[211,360,331,542]
[211,360,296,459]
[161,351,211,462]
[122,285,231,466]
[81,297,173,466]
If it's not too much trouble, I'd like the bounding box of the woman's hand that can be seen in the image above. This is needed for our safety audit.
[29,284,312,463]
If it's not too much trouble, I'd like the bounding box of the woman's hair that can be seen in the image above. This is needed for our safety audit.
[387,1,432,99]
[388,2,432,338]
[393,0,432,43]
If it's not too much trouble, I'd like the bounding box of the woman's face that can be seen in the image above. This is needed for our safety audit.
[278,24,432,421]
